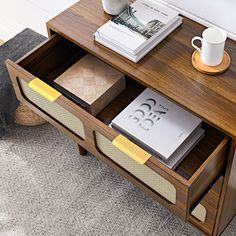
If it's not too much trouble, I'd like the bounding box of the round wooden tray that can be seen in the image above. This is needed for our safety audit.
[192,50,231,75]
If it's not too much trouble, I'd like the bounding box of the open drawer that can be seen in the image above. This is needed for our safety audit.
[6,33,230,221]
[94,126,229,220]
[189,176,223,235]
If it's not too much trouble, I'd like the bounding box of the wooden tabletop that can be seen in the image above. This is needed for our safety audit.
[47,0,236,138]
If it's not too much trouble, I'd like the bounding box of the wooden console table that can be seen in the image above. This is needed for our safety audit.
[6,0,236,235]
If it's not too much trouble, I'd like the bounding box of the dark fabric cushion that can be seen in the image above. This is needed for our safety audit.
[0,28,46,136]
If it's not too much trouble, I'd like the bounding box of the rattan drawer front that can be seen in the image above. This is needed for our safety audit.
[95,132,177,204]
[189,176,223,235]
[19,78,85,139]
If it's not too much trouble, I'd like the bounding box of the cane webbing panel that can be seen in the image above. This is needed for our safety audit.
[95,132,176,204]
[191,204,207,223]
[19,78,85,139]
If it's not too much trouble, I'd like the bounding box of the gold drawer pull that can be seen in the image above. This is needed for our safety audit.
[112,135,152,164]
[28,78,61,102]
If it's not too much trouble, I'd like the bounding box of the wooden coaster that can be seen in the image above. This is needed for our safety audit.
[192,50,231,75]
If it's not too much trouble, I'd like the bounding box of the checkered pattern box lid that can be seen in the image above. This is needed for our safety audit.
[54,54,125,114]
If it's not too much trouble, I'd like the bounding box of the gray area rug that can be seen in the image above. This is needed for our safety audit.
[0,28,46,136]
[0,124,235,236]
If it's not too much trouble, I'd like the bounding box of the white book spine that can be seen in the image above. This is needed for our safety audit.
[94,18,182,63]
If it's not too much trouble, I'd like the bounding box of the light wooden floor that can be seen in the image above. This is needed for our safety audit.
[0,0,77,41]
[0,39,4,45]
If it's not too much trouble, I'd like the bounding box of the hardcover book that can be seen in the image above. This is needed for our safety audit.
[96,0,180,55]
[54,54,125,115]
[94,18,182,63]
[111,88,203,161]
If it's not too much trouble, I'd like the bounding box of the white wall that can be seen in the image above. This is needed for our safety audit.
[157,0,236,40]
[0,0,78,41]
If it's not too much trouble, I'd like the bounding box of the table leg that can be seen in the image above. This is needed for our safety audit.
[78,144,87,156]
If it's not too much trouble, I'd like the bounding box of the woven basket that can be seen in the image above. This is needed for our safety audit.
[14,103,46,126]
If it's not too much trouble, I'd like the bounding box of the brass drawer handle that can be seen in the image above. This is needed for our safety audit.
[112,135,152,164]
[28,78,61,102]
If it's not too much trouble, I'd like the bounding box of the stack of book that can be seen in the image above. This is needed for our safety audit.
[94,0,182,62]
[110,88,204,169]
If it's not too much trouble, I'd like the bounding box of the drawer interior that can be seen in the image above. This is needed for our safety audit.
[96,84,227,181]
[18,34,87,85]
[17,33,229,183]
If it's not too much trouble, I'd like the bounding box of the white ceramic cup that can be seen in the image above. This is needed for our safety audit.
[191,27,227,66]
[102,0,128,15]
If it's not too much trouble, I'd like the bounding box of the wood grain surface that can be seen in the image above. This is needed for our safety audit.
[47,0,236,138]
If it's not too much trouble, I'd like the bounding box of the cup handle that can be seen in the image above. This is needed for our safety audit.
[191,36,203,53]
